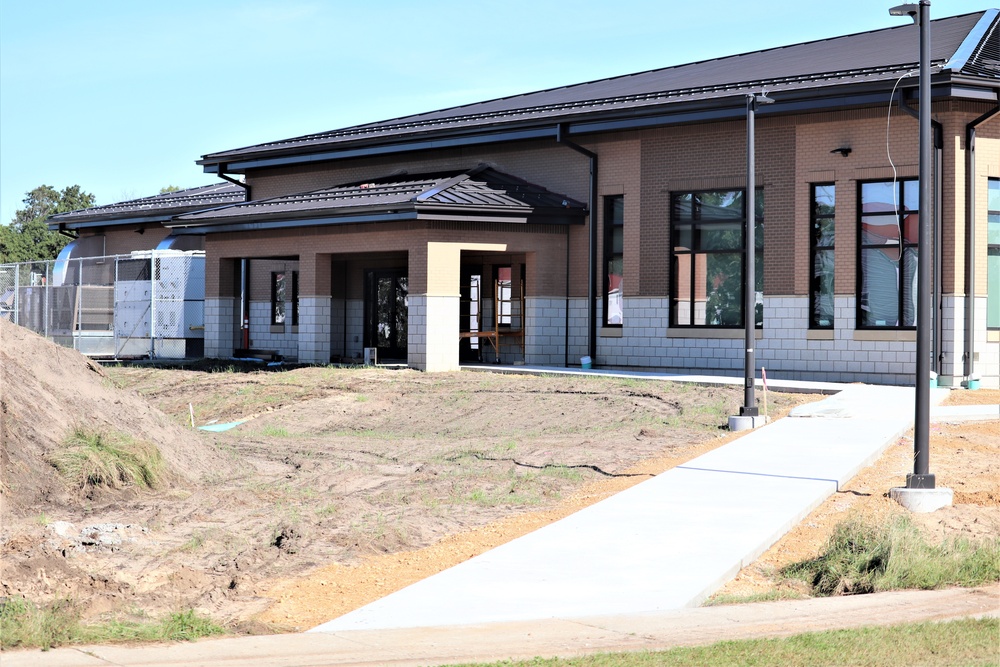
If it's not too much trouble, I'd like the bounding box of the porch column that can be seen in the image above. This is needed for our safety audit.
[298,253,332,364]
[415,242,505,372]
[205,257,236,358]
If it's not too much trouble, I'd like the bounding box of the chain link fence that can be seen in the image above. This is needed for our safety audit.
[0,251,205,359]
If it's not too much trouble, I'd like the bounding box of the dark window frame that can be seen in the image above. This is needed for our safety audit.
[988,178,1000,330]
[856,178,919,330]
[603,195,625,327]
[669,188,763,328]
[291,270,299,327]
[270,271,286,326]
[810,183,836,329]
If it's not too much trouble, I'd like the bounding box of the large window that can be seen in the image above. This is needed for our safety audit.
[858,179,919,328]
[810,184,835,328]
[671,189,763,327]
[604,195,624,326]
[989,179,1000,329]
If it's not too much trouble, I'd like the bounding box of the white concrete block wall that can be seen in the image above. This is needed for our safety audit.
[525,297,568,366]
[248,301,298,360]
[298,296,332,364]
[407,295,427,370]
[939,295,964,386]
[204,297,234,358]
[345,300,364,360]
[973,296,1000,389]
[330,298,346,357]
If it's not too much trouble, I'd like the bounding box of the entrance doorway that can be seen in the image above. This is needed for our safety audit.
[364,268,407,361]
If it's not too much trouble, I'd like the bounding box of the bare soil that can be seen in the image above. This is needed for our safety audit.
[2,317,996,635]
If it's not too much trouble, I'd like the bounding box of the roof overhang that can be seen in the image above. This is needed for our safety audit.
[200,72,999,175]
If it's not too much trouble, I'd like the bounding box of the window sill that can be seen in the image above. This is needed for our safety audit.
[806,329,834,340]
[600,327,623,338]
[666,328,762,339]
[988,330,1000,343]
[853,330,916,342]
[291,326,299,334]
[270,325,285,334]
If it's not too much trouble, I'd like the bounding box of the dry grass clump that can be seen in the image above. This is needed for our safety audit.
[49,428,163,490]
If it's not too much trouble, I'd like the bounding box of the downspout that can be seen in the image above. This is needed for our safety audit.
[556,124,598,363]
[240,258,250,350]
[933,121,943,377]
[564,224,570,367]
[898,94,945,375]
[964,98,1000,380]
[217,163,251,199]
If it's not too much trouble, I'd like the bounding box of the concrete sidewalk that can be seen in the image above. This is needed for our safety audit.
[311,383,954,632]
[7,587,996,667]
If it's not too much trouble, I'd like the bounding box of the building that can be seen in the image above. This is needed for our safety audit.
[51,10,1000,386]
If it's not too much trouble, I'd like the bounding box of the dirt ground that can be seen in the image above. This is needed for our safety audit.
[1,317,997,635]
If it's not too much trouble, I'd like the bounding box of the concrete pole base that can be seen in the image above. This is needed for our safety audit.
[728,414,769,432]
[889,486,954,513]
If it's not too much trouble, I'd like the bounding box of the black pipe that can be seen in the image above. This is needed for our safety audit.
[564,223,571,368]
[963,97,1000,380]
[217,163,251,200]
[934,120,943,377]
[556,124,598,364]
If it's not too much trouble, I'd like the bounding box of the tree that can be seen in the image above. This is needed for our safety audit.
[0,185,95,262]
[159,185,181,194]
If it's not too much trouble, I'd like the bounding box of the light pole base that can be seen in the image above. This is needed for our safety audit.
[890,486,953,513]
[728,414,768,432]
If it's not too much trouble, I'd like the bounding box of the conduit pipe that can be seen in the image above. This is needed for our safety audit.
[556,124,598,364]
[963,96,1000,380]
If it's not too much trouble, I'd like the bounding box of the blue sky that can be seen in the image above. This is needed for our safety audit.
[0,1,991,225]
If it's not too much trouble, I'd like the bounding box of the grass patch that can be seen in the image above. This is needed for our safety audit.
[704,588,807,606]
[49,428,163,490]
[782,514,1000,596]
[260,425,291,438]
[446,618,999,667]
[0,598,224,650]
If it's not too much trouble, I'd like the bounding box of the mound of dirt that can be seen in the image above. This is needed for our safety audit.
[0,319,228,516]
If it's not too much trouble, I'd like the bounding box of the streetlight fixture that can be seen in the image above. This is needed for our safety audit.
[887,2,952,513]
[889,1,934,490]
[739,92,774,425]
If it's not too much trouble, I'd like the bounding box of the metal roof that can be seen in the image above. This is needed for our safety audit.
[168,167,586,233]
[48,182,246,229]
[200,11,999,170]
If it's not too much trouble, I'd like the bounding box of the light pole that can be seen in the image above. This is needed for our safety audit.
[890,1,934,489]
[741,92,774,421]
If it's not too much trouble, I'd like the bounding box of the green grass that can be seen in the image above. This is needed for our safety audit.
[704,588,807,606]
[260,425,291,438]
[49,428,163,490]
[445,618,999,667]
[782,514,1000,596]
[0,598,224,650]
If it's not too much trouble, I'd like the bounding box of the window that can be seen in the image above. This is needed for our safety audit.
[271,270,299,326]
[604,195,624,326]
[988,179,1000,329]
[810,184,835,328]
[271,271,286,325]
[857,179,919,328]
[671,189,763,327]
[291,270,299,327]
[496,266,512,326]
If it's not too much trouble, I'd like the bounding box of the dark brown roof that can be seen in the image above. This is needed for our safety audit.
[168,167,586,232]
[48,182,245,229]
[200,11,999,169]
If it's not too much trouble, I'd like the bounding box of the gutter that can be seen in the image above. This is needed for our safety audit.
[556,124,598,365]
[963,96,1000,381]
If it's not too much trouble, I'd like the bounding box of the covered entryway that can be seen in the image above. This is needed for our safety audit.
[364,268,408,362]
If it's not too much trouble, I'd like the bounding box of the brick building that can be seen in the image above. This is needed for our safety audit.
[51,10,1000,387]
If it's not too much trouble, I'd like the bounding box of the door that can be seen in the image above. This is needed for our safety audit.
[364,269,408,361]
[459,265,482,362]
